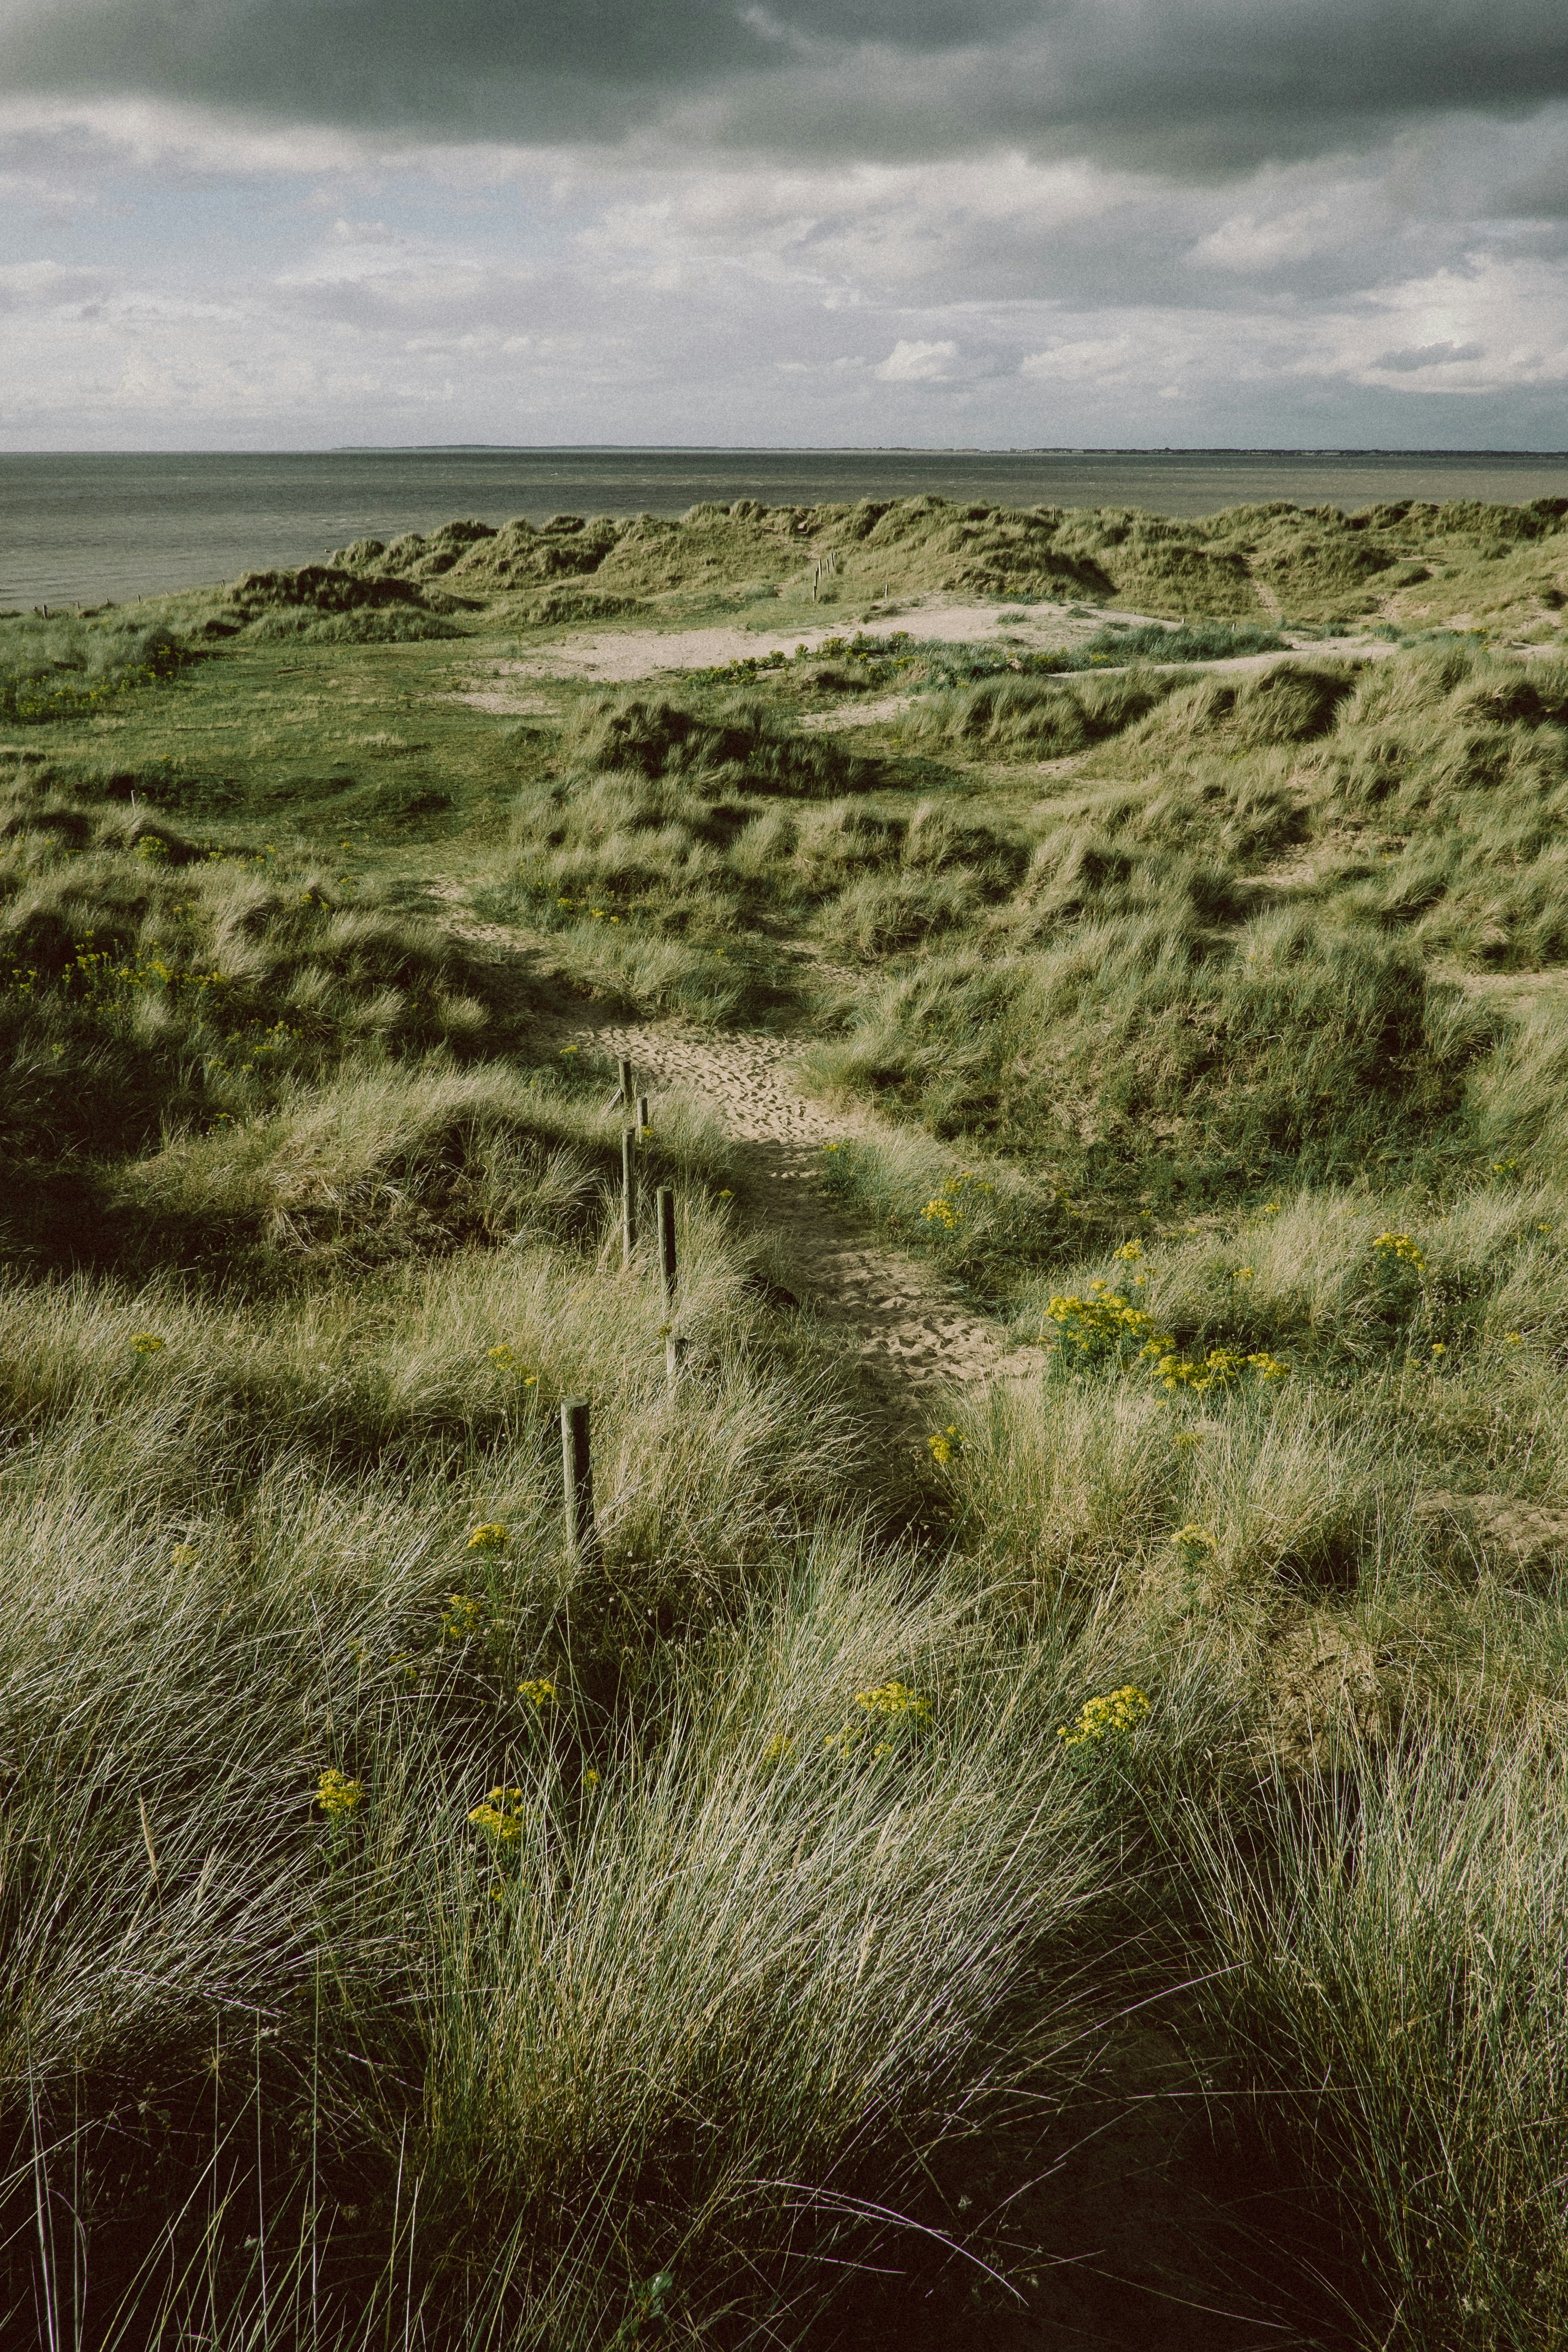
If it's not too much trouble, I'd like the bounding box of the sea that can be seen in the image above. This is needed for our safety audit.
[3,447,1566,612]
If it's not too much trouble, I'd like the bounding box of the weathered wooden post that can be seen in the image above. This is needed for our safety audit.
[656,1186,685,1385]
[656,1186,677,1312]
[618,1056,634,1111]
[621,1127,637,1265]
[636,1093,650,1136]
[560,1399,598,1564]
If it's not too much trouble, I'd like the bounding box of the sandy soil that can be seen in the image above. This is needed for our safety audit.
[453,596,1395,715]
[539,1008,1050,1427]
[438,894,1045,1427]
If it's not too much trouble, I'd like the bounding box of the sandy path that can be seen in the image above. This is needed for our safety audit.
[455,600,1395,716]
[451,596,1168,707]
[440,885,1045,1423]
[544,1010,1049,1424]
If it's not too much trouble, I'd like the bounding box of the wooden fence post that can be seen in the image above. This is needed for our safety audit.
[656,1186,676,1312]
[636,1093,650,1137]
[618,1056,634,1112]
[621,1128,637,1265]
[560,1399,598,1564]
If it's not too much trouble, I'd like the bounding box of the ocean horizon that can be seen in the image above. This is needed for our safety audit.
[4,445,1566,610]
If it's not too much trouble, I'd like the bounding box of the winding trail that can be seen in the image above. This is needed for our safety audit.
[443,895,1046,1425]
[543,1008,1049,1425]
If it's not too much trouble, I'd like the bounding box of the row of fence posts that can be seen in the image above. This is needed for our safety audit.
[559,1056,680,1566]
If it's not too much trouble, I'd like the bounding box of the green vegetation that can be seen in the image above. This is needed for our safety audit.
[3,489,1568,2347]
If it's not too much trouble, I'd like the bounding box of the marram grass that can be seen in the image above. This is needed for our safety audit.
[3,497,1568,2344]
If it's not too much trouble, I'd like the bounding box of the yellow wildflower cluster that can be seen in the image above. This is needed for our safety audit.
[825,1679,933,1759]
[1373,1231,1427,1273]
[1057,1685,1152,1749]
[1149,1343,1290,1393]
[920,1171,995,1230]
[487,1345,538,1385]
[1047,1281,1288,1392]
[467,1786,525,1845]
[518,1677,557,1707]
[440,1592,485,1641]
[467,1523,509,1550]
[927,1424,964,1465]
[10,928,226,1001]
[131,1332,166,1356]
[857,1680,932,1722]
[316,1768,364,1817]
[1045,1280,1164,1361]
[1111,1238,1143,1262]
[1170,1523,1218,1565]
[762,1732,796,1764]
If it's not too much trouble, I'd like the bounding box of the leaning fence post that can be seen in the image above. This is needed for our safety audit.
[621,1128,637,1265]
[655,1186,677,1312]
[618,1056,634,1113]
[560,1399,598,1564]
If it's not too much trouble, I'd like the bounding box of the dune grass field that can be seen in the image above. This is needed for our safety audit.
[4,485,1568,2348]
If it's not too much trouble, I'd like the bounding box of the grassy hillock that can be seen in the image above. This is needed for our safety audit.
[311,486,1568,625]
[2,492,1568,2348]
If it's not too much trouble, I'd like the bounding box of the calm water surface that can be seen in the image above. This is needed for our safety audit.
[3,448,1566,610]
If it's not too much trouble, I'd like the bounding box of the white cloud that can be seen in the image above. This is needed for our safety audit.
[874,337,958,380]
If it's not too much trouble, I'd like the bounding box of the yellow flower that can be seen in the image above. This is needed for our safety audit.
[131,1333,165,1355]
[920,1171,994,1229]
[168,1542,201,1569]
[855,1679,932,1721]
[1170,1523,1217,1560]
[467,1523,508,1551]
[467,1786,525,1845]
[1505,1331,1524,1347]
[440,1592,485,1641]
[1232,1266,1255,1283]
[1431,1342,1446,1357]
[582,1767,601,1789]
[518,1677,557,1707]
[825,1680,933,1757]
[762,1733,795,1764]
[927,1424,964,1465]
[1057,1685,1151,1749]
[1373,1231,1427,1273]
[316,1767,363,1817]
[1111,1238,1143,1261]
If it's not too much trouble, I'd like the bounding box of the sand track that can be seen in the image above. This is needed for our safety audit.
[437,878,1046,1426]
[533,1007,1049,1426]
[454,595,1394,714]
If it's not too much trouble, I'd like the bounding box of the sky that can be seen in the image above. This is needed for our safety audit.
[0,0,1567,450]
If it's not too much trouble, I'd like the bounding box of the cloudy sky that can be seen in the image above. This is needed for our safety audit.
[1,0,1567,449]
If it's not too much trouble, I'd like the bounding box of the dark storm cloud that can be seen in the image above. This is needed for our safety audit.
[3,0,1567,167]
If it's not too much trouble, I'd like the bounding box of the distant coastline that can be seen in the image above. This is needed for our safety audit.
[4,445,1566,609]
